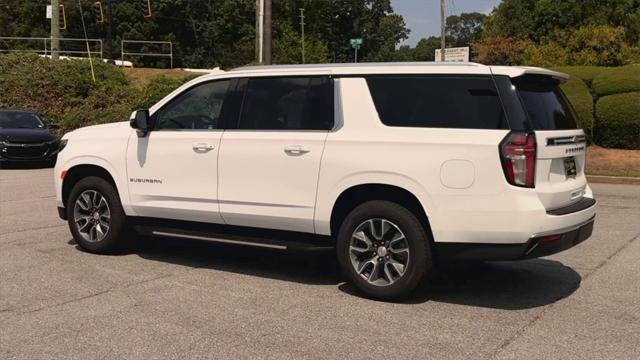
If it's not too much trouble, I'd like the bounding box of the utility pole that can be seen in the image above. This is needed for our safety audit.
[256,0,260,62]
[440,0,446,61]
[51,0,60,60]
[257,0,264,63]
[106,0,113,60]
[300,8,305,64]
[263,0,272,65]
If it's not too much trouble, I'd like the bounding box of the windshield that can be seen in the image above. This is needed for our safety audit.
[0,112,45,129]
[512,75,578,130]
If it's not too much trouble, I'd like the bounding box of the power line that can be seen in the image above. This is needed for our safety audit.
[77,0,96,82]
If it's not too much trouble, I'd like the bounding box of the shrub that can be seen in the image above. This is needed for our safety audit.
[0,54,133,129]
[558,76,594,138]
[595,92,640,149]
[591,64,640,97]
[551,66,611,86]
[527,26,629,67]
[0,54,193,132]
[621,45,640,64]
[523,43,569,67]
[561,25,627,66]
[473,36,532,65]
[135,75,195,109]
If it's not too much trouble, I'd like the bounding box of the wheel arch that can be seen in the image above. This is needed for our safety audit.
[62,164,119,208]
[328,183,434,243]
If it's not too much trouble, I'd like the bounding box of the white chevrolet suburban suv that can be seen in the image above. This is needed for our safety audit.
[54,63,596,300]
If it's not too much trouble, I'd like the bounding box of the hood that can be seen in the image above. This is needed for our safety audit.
[0,128,57,143]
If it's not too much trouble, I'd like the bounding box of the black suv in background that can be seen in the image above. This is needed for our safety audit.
[0,110,62,168]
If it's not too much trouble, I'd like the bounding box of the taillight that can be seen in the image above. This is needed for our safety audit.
[499,131,536,188]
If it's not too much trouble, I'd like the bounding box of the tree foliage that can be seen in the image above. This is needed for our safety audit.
[445,12,486,47]
[0,0,409,68]
[484,0,640,44]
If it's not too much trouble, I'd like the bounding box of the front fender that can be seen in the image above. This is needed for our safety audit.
[54,155,133,215]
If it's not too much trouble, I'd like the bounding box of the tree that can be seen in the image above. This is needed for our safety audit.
[0,0,408,68]
[446,12,486,47]
[484,0,640,44]
[413,36,441,61]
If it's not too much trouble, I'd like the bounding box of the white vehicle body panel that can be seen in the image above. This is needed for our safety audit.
[125,130,224,223]
[54,62,595,248]
[218,131,328,233]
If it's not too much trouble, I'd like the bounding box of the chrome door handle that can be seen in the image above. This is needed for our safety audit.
[284,145,310,156]
[193,143,215,152]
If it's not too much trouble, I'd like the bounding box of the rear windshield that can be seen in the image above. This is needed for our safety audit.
[512,75,578,130]
[366,76,508,129]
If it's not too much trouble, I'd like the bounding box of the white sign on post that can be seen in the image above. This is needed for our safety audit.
[46,5,52,19]
[434,47,470,62]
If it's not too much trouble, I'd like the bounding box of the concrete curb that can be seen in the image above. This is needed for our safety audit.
[587,175,640,185]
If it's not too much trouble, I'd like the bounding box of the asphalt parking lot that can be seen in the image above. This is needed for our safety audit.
[1,168,639,359]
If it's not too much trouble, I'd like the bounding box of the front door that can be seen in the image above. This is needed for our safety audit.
[126,79,231,223]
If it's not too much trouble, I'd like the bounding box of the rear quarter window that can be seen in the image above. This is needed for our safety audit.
[365,76,508,129]
[511,75,578,130]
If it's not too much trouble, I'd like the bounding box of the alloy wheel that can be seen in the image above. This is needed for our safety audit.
[73,190,111,242]
[349,218,410,287]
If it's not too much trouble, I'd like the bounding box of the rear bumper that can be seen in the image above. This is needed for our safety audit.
[435,214,595,261]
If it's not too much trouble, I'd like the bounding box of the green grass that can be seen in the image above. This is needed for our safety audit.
[595,92,640,149]
[591,64,640,97]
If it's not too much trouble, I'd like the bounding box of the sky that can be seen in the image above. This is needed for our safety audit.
[392,0,502,46]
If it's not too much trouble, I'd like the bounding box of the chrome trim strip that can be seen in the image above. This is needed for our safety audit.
[530,214,596,239]
[546,135,587,146]
[151,231,287,250]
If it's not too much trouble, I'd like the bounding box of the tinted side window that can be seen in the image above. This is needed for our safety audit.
[512,75,578,130]
[156,80,230,130]
[237,77,333,130]
[366,76,507,129]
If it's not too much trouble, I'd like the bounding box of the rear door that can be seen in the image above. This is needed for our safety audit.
[510,74,588,210]
[218,75,333,233]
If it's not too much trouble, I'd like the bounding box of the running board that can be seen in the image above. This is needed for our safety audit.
[131,217,334,252]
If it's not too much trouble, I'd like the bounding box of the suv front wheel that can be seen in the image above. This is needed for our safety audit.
[66,176,130,253]
[337,200,432,300]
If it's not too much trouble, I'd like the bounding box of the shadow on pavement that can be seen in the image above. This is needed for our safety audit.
[77,235,342,286]
[423,259,581,309]
[0,160,55,170]
[69,235,582,308]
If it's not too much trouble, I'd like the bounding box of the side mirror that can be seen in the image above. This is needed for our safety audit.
[47,123,59,130]
[130,109,150,137]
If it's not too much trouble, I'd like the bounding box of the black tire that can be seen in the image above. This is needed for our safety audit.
[66,176,130,253]
[336,200,432,300]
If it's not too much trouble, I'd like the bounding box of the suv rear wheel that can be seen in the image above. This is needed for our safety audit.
[336,200,432,300]
[66,176,130,253]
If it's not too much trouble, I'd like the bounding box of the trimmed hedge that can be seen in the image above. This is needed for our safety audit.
[553,66,611,86]
[595,92,640,149]
[591,64,640,97]
[558,76,594,138]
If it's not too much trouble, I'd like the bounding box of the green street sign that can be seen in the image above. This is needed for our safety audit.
[350,38,363,47]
